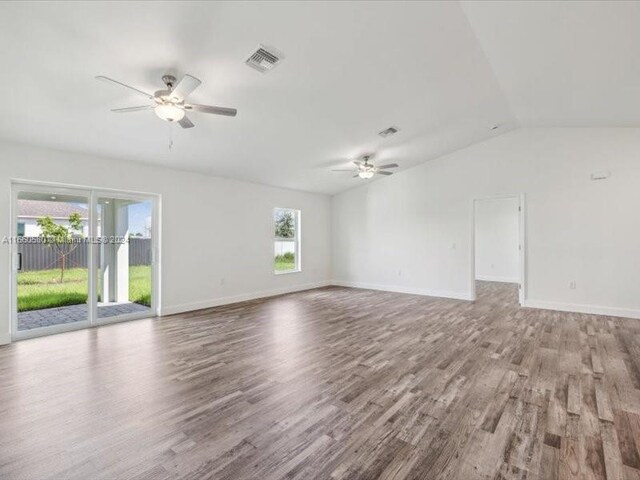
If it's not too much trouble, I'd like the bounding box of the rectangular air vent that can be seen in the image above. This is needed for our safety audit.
[246,45,282,73]
[378,126,399,137]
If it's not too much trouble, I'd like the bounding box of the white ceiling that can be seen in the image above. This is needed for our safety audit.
[461,0,640,127]
[0,1,635,194]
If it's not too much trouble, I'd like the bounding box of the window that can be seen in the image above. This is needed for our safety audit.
[17,222,25,237]
[274,208,300,273]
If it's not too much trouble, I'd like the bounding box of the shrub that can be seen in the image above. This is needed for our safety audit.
[275,252,295,262]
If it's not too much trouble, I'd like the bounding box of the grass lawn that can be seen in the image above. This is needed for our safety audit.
[128,266,151,308]
[274,259,296,272]
[274,253,297,272]
[18,265,151,312]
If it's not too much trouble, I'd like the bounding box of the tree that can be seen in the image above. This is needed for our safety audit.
[275,210,295,238]
[37,212,84,283]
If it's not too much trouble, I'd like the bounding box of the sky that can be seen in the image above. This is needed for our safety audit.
[128,201,151,236]
[76,200,152,236]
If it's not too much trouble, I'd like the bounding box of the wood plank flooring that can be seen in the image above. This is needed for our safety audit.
[1,281,640,479]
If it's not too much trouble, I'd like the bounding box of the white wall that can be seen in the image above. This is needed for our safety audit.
[332,128,640,318]
[0,141,332,344]
[474,197,519,283]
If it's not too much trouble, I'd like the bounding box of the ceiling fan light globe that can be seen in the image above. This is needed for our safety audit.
[359,170,374,179]
[154,104,185,122]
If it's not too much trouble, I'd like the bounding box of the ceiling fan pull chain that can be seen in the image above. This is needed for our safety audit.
[168,123,174,151]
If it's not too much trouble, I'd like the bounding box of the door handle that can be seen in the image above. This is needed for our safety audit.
[16,252,22,271]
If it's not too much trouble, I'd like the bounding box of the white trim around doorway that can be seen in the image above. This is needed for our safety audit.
[469,193,526,305]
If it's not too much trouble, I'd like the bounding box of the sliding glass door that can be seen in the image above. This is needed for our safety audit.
[13,186,91,334]
[94,194,154,322]
[11,183,159,340]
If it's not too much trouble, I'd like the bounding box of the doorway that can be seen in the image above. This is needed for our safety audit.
[471,194,525,305]
[11,182,159,340]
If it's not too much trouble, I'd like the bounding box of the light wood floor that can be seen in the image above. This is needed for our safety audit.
[1,282,640,480]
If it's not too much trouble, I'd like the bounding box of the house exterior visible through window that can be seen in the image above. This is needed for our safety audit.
[274,208,300,273]
[17,222,25,237]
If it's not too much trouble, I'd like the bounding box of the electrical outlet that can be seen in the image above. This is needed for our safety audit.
[569,281,576,289]
[220,278,225,286]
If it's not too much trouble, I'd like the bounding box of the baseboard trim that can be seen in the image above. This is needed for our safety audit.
[523,299,640,320]
[161,281,331,316]
[331,280,473,301]
[475,275,520,284]
[162,281,640,321]
[0,332,11,346]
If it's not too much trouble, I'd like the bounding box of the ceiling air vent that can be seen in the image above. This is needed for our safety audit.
[378,126,399,138]
[246,45,282,73]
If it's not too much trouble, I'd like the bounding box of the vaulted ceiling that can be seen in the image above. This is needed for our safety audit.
[0,1,636,194]
[461,1,640,127]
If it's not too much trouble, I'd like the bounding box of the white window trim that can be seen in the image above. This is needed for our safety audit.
[273,208,301,275]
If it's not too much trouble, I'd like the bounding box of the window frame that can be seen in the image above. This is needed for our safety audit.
[273,207,301,275]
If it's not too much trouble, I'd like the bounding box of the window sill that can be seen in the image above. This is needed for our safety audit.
[274,269,302,275]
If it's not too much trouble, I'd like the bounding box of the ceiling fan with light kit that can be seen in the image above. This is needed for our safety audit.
[332,154,399,179]
[96,73,237,129]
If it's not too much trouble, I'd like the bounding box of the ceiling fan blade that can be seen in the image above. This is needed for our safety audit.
[377,171,394,176]
[111,105,153,113]
[376,163,399,170]
[96,76,153,99]
[331,169,355,172]
[170,74,201,101]
[178,116,195,129]
[353,174,360,178]
[185,104,237,117]
[353,160,363,166]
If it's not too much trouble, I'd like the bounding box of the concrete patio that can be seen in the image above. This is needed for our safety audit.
[18,302,151,330]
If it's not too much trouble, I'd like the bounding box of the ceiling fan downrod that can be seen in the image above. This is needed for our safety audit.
[162,75,177,90]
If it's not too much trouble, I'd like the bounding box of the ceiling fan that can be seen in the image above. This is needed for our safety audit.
[95,73,237,129]
[332,154,399,179]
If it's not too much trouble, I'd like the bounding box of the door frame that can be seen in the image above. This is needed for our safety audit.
[91,189,161,327]
[10,180,161,341]
[469,193,526,305]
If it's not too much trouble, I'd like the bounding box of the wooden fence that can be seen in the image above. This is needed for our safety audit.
[17,237,151,272]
